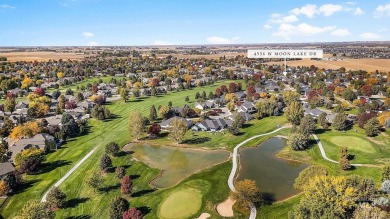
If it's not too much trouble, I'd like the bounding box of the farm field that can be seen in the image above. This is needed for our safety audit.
[0,51,93,62]
[156,52,247,59]
[267,58,390,72]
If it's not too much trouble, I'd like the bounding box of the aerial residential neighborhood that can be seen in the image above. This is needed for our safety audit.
[0,1,390,219]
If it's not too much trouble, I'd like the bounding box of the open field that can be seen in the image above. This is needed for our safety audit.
[0,51,92,61]
[156,52,247,59]
[267,58,390,72]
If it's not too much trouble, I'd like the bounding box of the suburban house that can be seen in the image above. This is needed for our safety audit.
[228,112,254,121]
[15,102,28,110]
[0,162,16,180]
[264,80,280,91]
[304,106,327,118]
[194,100,215,110]
[159,116,194,129]
[8,133,56,161]
[237,101,257,113]
[191,118,233,132]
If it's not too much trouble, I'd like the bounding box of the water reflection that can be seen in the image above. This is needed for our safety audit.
[237,138,308,201]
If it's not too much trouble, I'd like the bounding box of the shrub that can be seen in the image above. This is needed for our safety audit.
[105,142,120,156]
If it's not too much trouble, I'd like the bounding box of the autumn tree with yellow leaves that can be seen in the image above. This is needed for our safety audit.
[289,175,358,219]
[21,77,33,89]
[10,121,41,139]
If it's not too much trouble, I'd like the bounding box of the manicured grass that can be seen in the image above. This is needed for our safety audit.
[158,188,202,219]
[148,116,288,150]
[329,135,375,153]
[316,126,390,164]
[260,194,302,218]
[277,129,384,185]
[0,80,242,218]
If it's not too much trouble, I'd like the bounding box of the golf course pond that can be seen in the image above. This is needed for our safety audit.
[237,137,309,201]
[124,143,230,188]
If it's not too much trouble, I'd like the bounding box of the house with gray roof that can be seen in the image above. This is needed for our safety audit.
[194,100,215,110]
[8,133,55,161]
[191,118,232,132]
[0,162,16,180]
[237,101,256,113]
[159,116,194,129]
[304,107,326,118]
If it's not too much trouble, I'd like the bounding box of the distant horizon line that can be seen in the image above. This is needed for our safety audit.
[1,40,390,48]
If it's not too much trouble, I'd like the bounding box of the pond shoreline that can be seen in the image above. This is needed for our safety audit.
[124,143,231,189]
[236,137,309,201]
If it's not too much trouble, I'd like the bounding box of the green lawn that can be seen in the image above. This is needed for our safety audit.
[329,135,375,154]
[277,127,386,185]
[0,80,244,218]
[147,116,288,150]
[3,77,387,218]
[158,187,203,219]
[260,195,302,219]
[316,126,390,164]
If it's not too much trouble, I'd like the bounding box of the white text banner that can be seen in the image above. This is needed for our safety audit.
[248,50,323,59]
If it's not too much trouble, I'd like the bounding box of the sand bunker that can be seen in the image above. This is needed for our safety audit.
[196,213,211,219]
[216,197,235,217]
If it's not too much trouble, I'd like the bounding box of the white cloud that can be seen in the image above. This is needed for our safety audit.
[268,14,299,24]
[330,29,351,36]
[290,4,318,18]
[318,4,344,16]
[380,28,388,32]
[353,7,364,15]
[375,4,390,17]
[360,32,382,40]
[87,41,98,46]
[60,0,76,7]
[345,2,356,5]
[0,4,15,9]
[153,40,173,45]
[206,36,240,44]
[82,32,94,38]
[273,23,336,39]
[264,14,298,29]
[263,24,272,29]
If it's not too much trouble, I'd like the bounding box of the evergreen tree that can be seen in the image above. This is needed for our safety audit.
[364,118,381,137]
[115,166,126,179]
[109,196,128,219]
[100,154,112,172]
[47,187,67,209]
[149,105,157,121]
[333,113,348,131]
[105,142,120,156]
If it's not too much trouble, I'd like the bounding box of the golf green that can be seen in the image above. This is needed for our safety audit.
[158,188,202,219]
[329,136,375,153]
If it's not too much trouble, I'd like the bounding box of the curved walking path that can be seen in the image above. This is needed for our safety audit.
[228,127,286,219]
[41,147,98,202]
[312,134,370,167]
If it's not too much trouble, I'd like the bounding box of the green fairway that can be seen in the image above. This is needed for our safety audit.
[316,127,390,165]
[147,116,288,150]
[329,135,375,153]
[0,80,241,218]
[158,187,202,219]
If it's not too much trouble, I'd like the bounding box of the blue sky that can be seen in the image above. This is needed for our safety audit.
[0,0,390,46]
